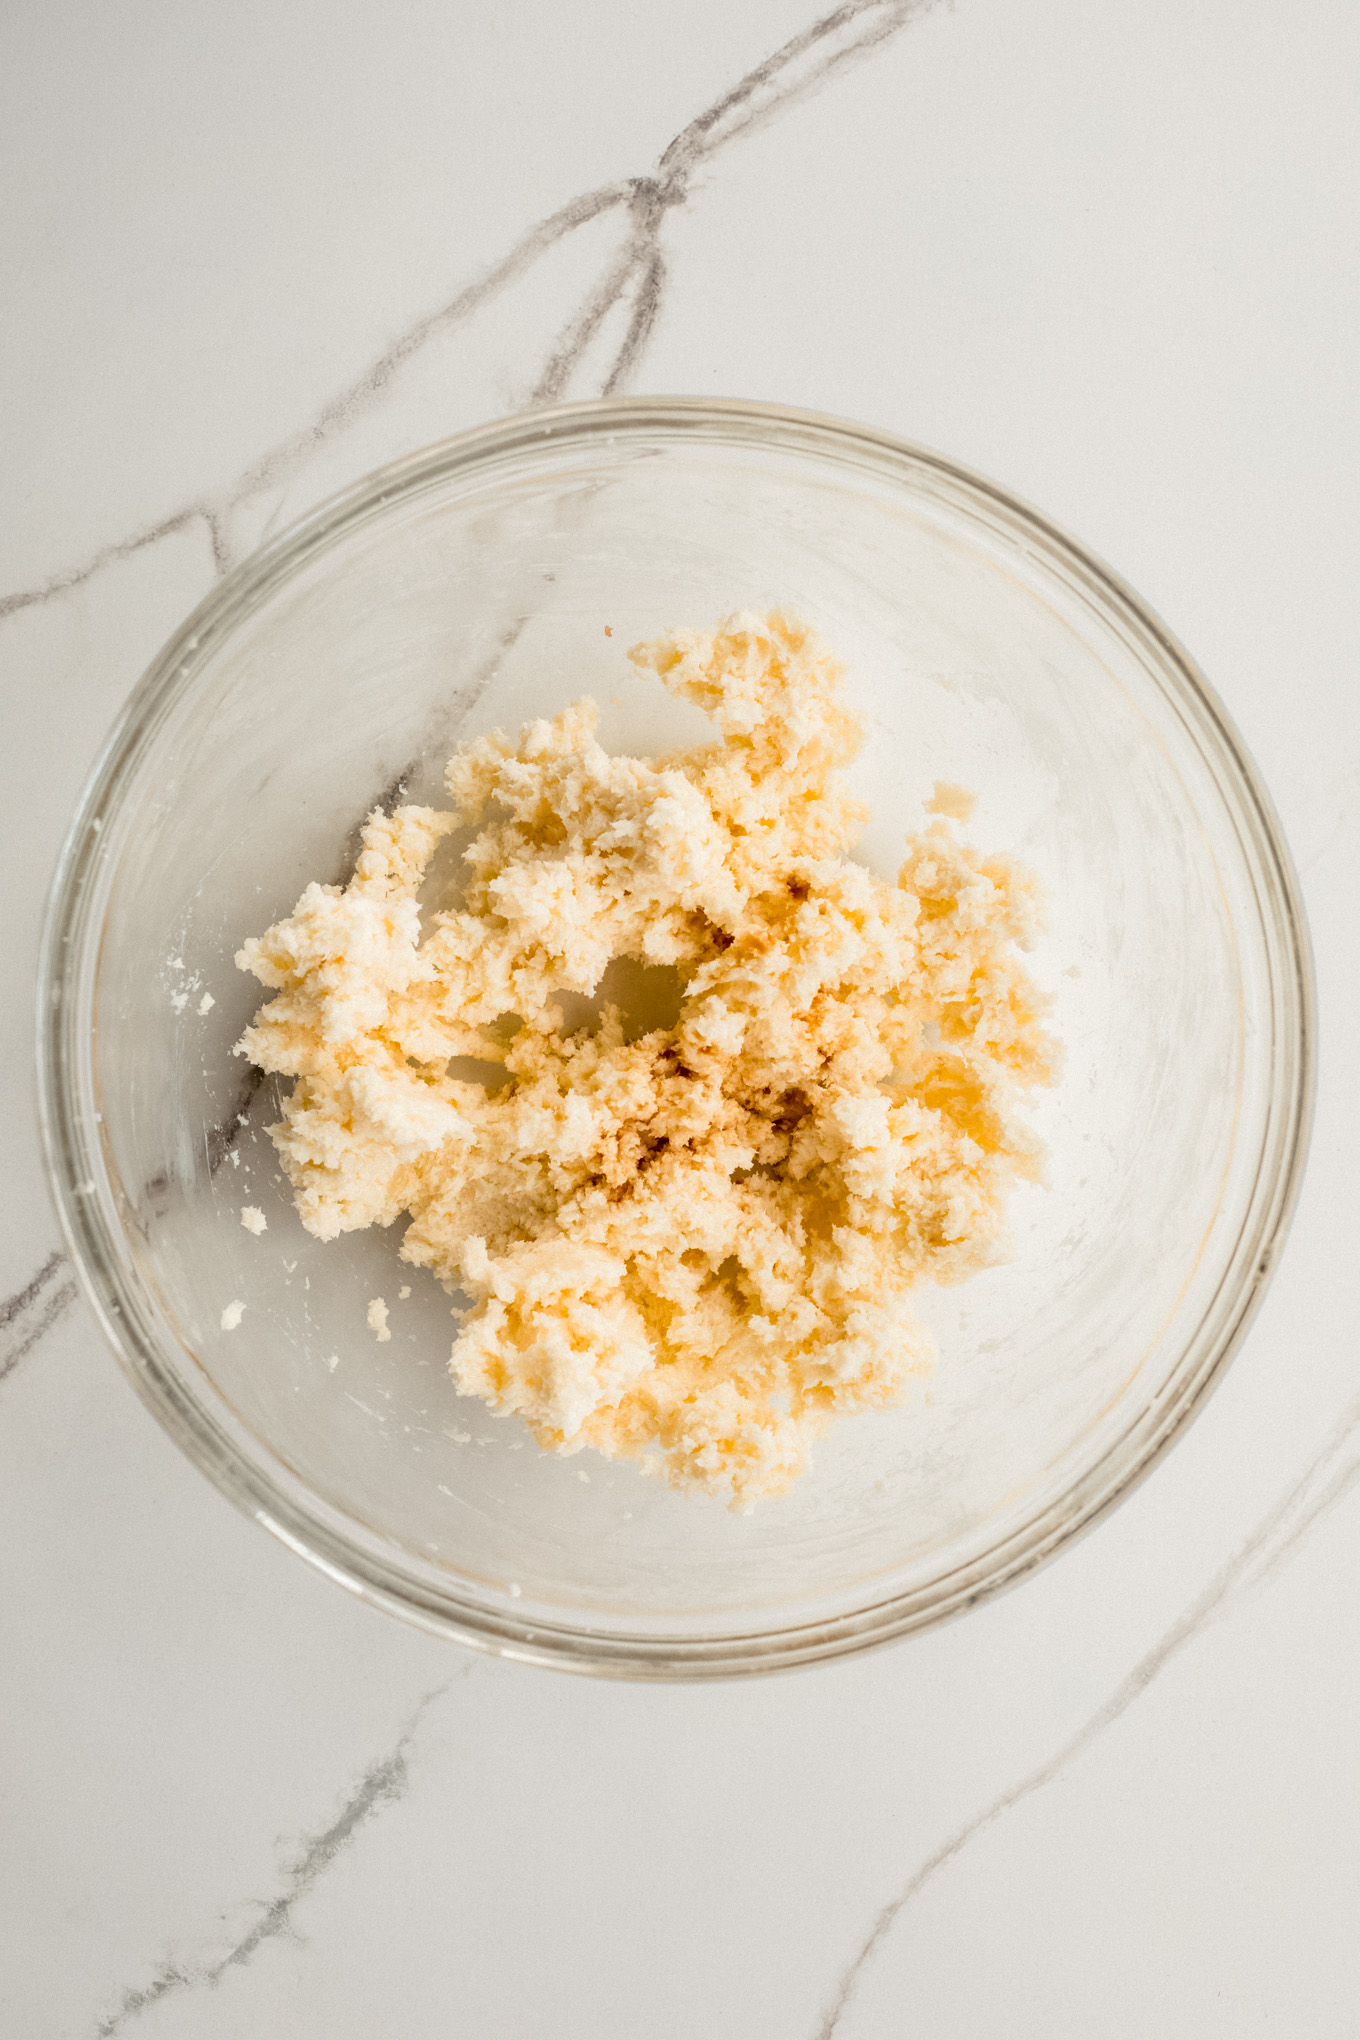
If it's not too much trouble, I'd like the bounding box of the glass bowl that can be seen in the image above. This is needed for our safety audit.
[38,398,1314,1678]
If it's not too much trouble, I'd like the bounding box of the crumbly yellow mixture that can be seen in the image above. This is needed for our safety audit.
[236,613,1056,1508]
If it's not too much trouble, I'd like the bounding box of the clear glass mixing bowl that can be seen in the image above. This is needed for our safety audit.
[38,399,1314,1677]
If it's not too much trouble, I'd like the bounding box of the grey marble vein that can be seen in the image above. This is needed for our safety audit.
[814,1396,1360,2038]
[0,1249,77,1386]
[0,185,628,620]
[203,1063,270,1177]
[93,1680,456,2037]
[0,508,221,623]
[1,0,941,620]
[227,181,631,518]
[659,0,938,173]
[535,0,942,404]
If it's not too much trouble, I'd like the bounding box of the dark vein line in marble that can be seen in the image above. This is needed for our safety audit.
[602,249,669,399]
[528,176,678,405]
[205,1063,269,1177]
[1229,1414,1360,1604]
[322,620,531,887]
[332,616,529,872]
[204,509,231,579]
[93,1679,455,2038]
[534,0,943,406]
[815,1398,1360,2038]
[661,0,940,179]
[0,187,630,617]
[0,509,219,622]
[0,1250,65,1331]
[439,614,534,749]
[531,225,651,406]
[2,0,941,617]
[0,1251,79,1385]
[228,183,631,510]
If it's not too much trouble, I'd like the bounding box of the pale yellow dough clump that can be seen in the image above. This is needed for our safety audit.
[236,613,1056,1509]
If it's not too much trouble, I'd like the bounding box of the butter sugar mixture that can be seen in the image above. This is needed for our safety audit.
[236,614,1057,1508]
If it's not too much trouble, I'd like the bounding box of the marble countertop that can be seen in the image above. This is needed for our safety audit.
[4,3,1358,2034]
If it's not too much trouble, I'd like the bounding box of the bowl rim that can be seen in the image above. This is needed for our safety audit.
[36,394,1317,1679]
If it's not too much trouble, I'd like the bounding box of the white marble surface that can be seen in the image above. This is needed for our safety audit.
[3,2,1359,2032]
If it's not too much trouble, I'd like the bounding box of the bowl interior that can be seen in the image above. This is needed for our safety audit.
[52,404,1305,1669]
